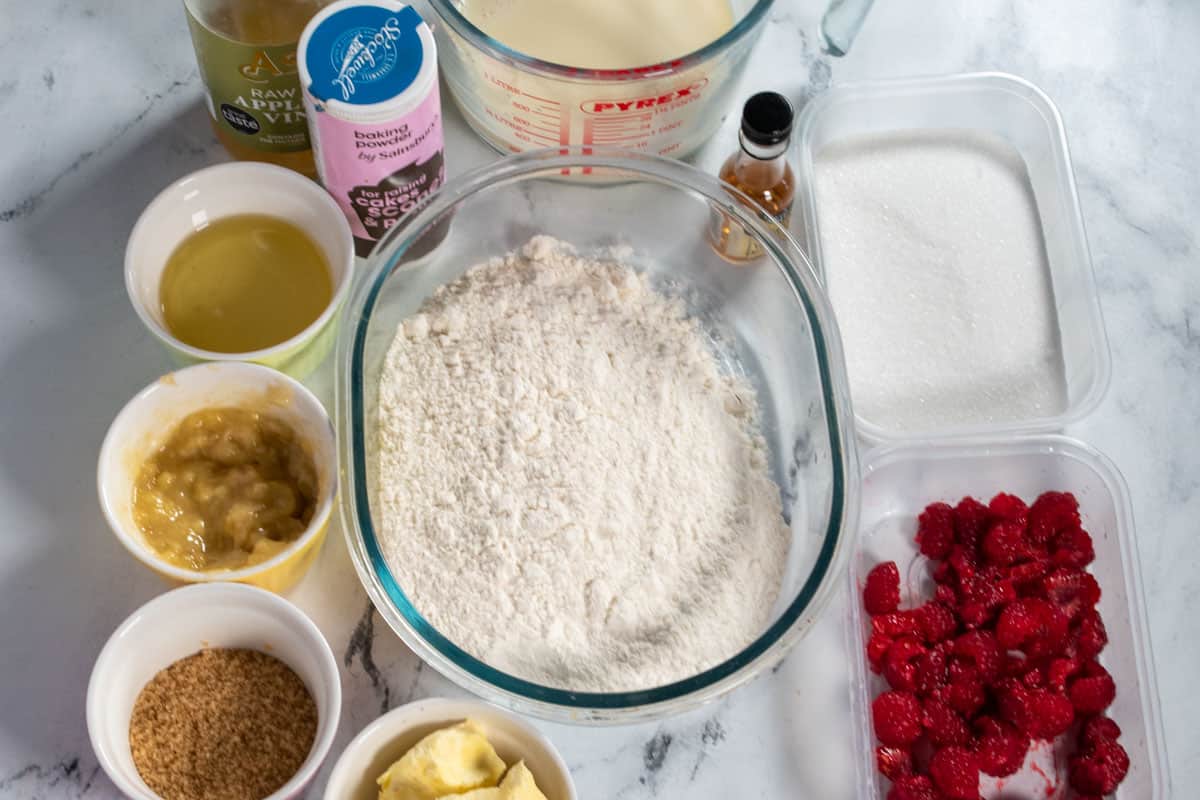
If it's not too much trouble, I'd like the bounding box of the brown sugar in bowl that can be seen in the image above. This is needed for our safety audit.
[87,583,341,799]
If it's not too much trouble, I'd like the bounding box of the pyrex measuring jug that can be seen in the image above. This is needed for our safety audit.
[426,0,774,158]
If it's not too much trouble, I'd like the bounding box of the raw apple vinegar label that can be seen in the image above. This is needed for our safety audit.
[186,8,310,154]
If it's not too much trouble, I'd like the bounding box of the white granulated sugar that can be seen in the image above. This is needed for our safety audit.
[374,236,789,692]
[814,130,1067,433]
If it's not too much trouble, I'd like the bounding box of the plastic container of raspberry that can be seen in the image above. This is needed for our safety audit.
[793,73,1111,444]
[848,435,1167,799]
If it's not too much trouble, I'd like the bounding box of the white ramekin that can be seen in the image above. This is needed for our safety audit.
[97,361,336,593]
[87,582,342,799]
[124,161,355,378]
[324,697,577,800]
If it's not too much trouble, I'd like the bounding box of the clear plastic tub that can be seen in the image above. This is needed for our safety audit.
[794,73,1111,443]
[847,435,1168,799]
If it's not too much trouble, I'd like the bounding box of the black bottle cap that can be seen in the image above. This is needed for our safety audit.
[740,91,795,147]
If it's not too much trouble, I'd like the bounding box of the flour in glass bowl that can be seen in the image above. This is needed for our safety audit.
[374,236,790,692]
[814,129,1068,434]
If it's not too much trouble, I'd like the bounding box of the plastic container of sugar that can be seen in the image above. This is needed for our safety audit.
[794,73,1110,443]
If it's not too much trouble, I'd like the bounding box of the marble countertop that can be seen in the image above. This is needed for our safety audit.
[1,0,1195,797]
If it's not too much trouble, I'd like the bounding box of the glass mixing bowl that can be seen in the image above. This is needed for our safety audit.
[336,148,859,723]
[425,0,774,157]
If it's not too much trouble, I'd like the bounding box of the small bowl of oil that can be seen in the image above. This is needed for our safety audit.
[125,162,354,378]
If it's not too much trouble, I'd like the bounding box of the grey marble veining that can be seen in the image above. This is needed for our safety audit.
[0,1,1196,797]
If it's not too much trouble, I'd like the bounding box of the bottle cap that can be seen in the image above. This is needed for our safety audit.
[298,1,437,124]
[740,92,794,148]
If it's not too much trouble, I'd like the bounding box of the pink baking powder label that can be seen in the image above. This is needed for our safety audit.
[311,84,445,256]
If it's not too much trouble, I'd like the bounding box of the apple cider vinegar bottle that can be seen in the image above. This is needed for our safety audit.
[183,0,329,176]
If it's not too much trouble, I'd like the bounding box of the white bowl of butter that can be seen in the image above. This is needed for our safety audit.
[324,698,576,800]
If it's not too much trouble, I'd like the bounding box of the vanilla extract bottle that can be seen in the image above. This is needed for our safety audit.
[711,91,797,262]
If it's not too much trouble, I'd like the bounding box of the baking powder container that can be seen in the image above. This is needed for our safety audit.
[299,0,445,257]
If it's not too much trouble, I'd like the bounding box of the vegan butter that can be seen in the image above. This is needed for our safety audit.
[377,720,548,800]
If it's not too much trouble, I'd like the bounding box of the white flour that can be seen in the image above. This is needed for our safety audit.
[374,236,789,692]
[815,130,1067,433]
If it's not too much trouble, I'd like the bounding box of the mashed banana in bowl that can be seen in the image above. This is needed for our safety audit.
[131,406,318,571]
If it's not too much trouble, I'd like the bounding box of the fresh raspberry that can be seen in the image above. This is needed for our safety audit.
[975,566,1016,601]
[947,656,975,684]
[917,502,957,560]
[1074,608,1109,660]
[982,520,1027,566]
[1031,689,1075,739]
[1069,738,1130,795]
[915,644,950,694]
[1069,668,1116,714]
[953,630,1003,683]
[958,603,989,631]
[988,492,1029,524]
[1001,651,1030,679]
[886,774,939,800]
[873,691,923,747]
[1028,491,1081,545]
[956,568,1016,628]
[1079,715,1122,749]
[874,610,923,639]
[1042,568,1102,621]
[917,601,959,644]
[973,716,1030,777]
[1051,526,1095,568]
[865,561,903,615]
[929,745,981,799]
[952,496,993,552]
[1051,525,1099,568]
[948,545,979,582]
[868,630,895,674]
[935,583,957,606]
[1029,604,1070,661]
[945,671,986,718]
[996,599,1039,649]
[993,597,1070,662]
[997,598,1068,660]
[884,636,927,692]
[1019,663,1045,688]
[1006,558,1051,587]
[996,678,1029,724]
[998,682,1073,739]
[923,697,970,746]
[1046,656,1082,692]
[932,559,956,585]
[875,745,912,781]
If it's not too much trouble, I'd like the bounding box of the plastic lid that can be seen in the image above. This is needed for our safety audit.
[298,1,436,123]
[741,92,795,147]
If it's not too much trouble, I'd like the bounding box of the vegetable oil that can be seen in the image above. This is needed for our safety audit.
[160,213,332,353]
